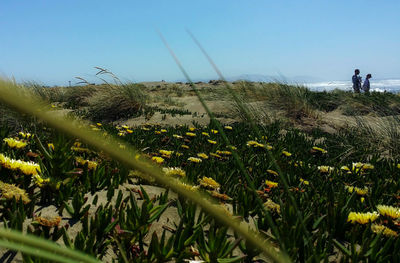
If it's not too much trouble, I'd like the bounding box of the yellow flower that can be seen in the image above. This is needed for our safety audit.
[161,129,167,133]
[300,178,309,185]
[141,127,150,131]
[0,154,41,175]
[186,132,196,137]
[318,165,334,174]
[151,156,164,164]
[34,216,61,227]
[162,167,186,177]
[122,125,129,129]
[282,151,292,157]
[96,123,102,126]
[181,144,189,149]
[155,131,161,135]
[211,129,218,134]
[208,139,217,144]
[246,140,265,148]
[210,153,222,159]
[264,199,280,214]
[265,180,278,188]
[32,174,50,187]
[345,185,369,196]
[224,126,233,130]
[347,212,379,224]
[216,150,232,156]
[188,157,202,163]
[371,224,398,237]
[397,164,400,169]
[75,157,98,170]
[202,132,210,137]
[126,129,133,134]
[173,134,183,139]
[71,146,91,153]
[48,143,55,150]
[18,132,31,139]
[352,162,374,173]
[159,150,174,157]
[3,138,27,149]
[199,176,220,190]
[311,146,327,154]
[376,205,400,219]
[266,169,278,176]
[361,197,365,203]
[189,127,196,131]
[0,181,31,204]
[197,153,209,159]
[341,166,350,172]
[227,145,237,150]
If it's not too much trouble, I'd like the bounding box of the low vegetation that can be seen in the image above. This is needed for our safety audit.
[1,79,400,262]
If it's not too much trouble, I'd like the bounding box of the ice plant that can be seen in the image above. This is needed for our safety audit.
[265,180,278,188]
[347,211,379,224]
[311,146,327,154]
[345,185,369,196]
[75,157,98,170]
[266,169,278,176]
[32,174,50,187]
[371,224,398,237]
[209,153,222,159]
[199,176,220,190]
[188,157,202,163]
[3,138,27,149]
[0,153,41,175]
[201,132,210,137]
[246,140,265,148]
[352,162,374,173]
[159,149,173,157]
[264,199,281,214]
[318,165,334,174]
[162,167,186,177]
[18,131,32,138]
[34,216,62,227]
[300,178,309,185]
[197,153,209,159]
[151,156,164,164]
[215,150,231,156]
[0,181,31,204]
[376,205,400,219]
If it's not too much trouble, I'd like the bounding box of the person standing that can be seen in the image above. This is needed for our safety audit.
[352,69,362,93]
[362,74,372,93]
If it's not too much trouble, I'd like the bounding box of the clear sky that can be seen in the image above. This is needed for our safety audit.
[1,1,399,85]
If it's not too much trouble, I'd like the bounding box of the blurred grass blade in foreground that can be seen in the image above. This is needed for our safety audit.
[0,228,100,263]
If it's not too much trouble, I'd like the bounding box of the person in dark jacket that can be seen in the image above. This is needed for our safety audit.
[362,74,372,93]
[352,69,362,93]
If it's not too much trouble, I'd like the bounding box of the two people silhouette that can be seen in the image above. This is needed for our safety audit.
[352,69,372,93]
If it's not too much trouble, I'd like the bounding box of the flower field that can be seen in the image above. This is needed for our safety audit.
[1,80,400,262]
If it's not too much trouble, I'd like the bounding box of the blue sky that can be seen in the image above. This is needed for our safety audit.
[1,1,399,85]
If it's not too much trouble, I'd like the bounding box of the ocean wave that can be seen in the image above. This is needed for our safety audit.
[303,79,400,93]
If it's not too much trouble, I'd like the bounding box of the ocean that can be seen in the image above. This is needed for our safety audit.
[303,79,400,93]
